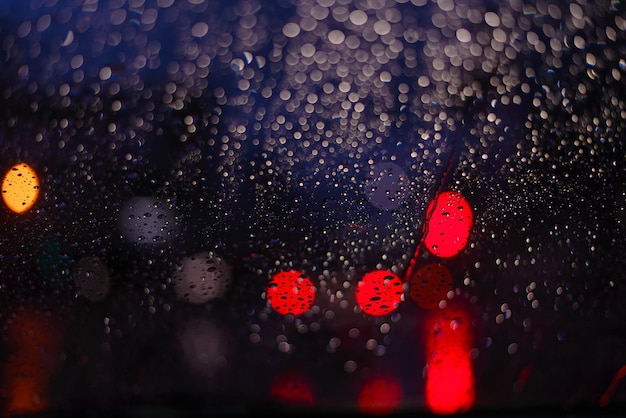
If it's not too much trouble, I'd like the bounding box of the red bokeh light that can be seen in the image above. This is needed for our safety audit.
[423,302,475,415]
[409,263,453,309]
[355,270,404,316]
[266,270,316,316]
[357,372,403,415]
[268,370,315,406]
[424,191,473,258]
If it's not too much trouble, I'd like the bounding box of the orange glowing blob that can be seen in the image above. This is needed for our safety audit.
[410,263,453,309]
[424,191,473,258]
[1,163,40,213]
[266,270,316,316]
[357,372,403,415]
[269,370,315,406]
[355,270,404,316]
[423,303,475,415]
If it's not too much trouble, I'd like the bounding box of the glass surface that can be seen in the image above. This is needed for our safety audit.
[0,0,625,416]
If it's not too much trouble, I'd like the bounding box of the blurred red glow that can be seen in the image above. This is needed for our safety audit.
[355,270,403,316]
[266,270,316,316]
[3,309,63,418]
[424,191,473,258]
[268,370,315,406]
[357,372,403,415]
[423,302,475,415]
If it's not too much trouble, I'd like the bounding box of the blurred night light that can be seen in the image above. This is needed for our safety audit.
[355,270,404,316]
[72,256,111,302]
[180,319,228,377]
[1,163,40,214]
[173,251,233,304]
[118,196,179,245]
[3,310,63,418]
[364,162,409,210]
[424,191,473,258]
[424,301,475,414]
[268,369,315,406]
[266,270,316,316]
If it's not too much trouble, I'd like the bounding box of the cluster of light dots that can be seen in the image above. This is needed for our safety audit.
[264,189,474,415]
[0,0,623,414]
[266,190,473,318]
[1,163,40,214]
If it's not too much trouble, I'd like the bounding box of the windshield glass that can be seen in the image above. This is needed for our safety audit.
[0,0,625,416]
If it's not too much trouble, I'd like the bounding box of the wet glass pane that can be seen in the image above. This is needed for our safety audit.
[0,0,625,416]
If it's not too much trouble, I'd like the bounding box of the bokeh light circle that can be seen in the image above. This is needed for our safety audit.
[118,196,179,245]
[355,270,403,316]
[72,256,111,302]
[173,252,233,304]
[364,162,408,210]
[409,263,453,309]
[266,270,316,316]
[424,191,473,258]
[1,163,40,213]
[180,318,228,377]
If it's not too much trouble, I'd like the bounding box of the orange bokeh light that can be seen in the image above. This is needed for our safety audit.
[424,191,473,258]
[355,270,404,316]
[1,163,40,214]
[266,270,316,316]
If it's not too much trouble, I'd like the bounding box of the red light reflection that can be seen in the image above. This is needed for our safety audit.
[423,301,475,415]
[357,372,403,415]
[3,309,63,418]
[268,369,315,406]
